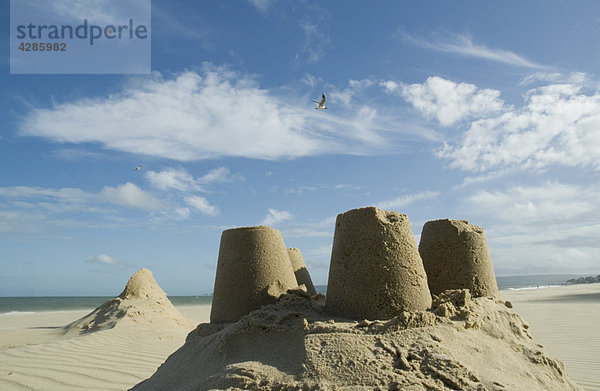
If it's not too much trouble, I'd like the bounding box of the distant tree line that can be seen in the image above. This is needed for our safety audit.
[566,275,600,285]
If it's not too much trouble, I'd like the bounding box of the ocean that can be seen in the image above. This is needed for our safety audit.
[0,274,585,315]
[0,295,212,315]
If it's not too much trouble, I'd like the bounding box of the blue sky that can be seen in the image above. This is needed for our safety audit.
[2,0,600,296]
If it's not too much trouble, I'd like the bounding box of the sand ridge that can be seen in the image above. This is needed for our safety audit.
[132,289,581,391]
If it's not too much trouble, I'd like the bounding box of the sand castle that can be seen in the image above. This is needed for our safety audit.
[134,289,581,391]
[62,268,194,336]
[287,247,317,296]
[210,226,299,323]
[419,219,499,297]
[326,207,432,319]
[132,208,583,390]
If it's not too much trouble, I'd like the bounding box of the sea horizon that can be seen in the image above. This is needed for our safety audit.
[0,273,592,315]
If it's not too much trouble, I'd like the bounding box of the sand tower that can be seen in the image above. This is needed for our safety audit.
[418,219,499,297]
[325,207,432,319]
[210,226,299,323]
[287,247,317,296]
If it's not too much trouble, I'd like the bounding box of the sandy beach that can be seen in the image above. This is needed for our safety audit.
[0,284,598,390]
[502,283,600,391]
[0,305,210,391]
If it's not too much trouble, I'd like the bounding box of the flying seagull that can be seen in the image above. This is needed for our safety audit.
[313,92,327,110]
[134,165,142,171]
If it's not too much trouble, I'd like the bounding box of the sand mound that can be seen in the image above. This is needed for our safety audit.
[132,290,581,391]
[63,268,194,336]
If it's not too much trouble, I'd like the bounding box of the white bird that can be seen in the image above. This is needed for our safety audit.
[134,165,142,171]
[312,92,327,110]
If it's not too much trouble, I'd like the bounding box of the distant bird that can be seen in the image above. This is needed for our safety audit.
[313,92,327,110]
[134,165,142,171]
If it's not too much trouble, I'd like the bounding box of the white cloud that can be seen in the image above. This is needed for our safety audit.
[145,168,201,192]
[296,20,330,65]
[86,253,127,269]
[303,245,333,273]
[302,73,318,88]
[26,0,140,25]
[175,207,191,220]
[375,191,440,210]
[184,195,219,216]
[401,31,544,69]
[199,167,243,184]
[0,183,175,235]
[280,216,336,238]
[380,80,400,94]
[460,182,600,274]
[440,81,600,171]
[247,0,272,14]
[401,76,505,126]
[0,184,160,212]
[143,166,241,218]
[261,208,294,226]
[330,78,376,107]
[519,72,589,86]
[465,182,597,224]
[100,182,162,211]
[19,67,407,161]
[284,184,320,196]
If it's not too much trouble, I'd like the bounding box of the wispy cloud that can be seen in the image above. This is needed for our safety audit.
[247,0,273,14]
[400,31,544,69]
[19,66,414,162]
[375,191,440,210]
[199,167,244,184]
[519,71,589,86]
[86,253,129,270]
[0,183,163,234]
[460,181,600,274]
[295,20,331,65]
[0,183,160,212]
[145,168,202,192]
[100,183,162,211]
[184,195,219,216]
[152,3,215,49]
[261,209,294,226]
[280,216,336,238]
[329,78,377,107]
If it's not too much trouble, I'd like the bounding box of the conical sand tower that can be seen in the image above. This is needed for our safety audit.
[325,207,432,319]
[418,219,499,297]
[210,226,298,323]
[287,247,317,296]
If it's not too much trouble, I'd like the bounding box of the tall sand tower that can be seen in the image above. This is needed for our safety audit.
[210,226,298,323]
[418,219,499,297]
[326,207,432,319]
[287,247,317,296]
